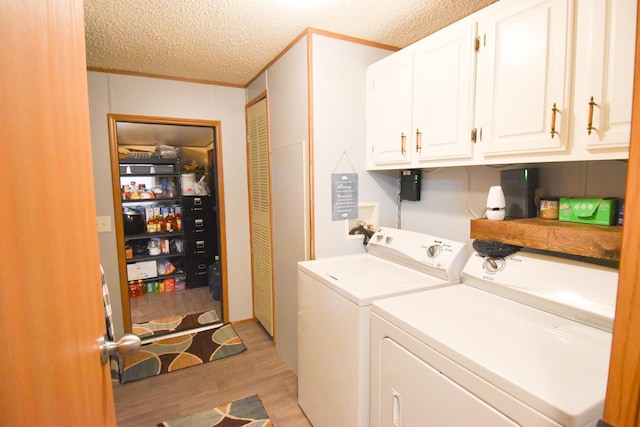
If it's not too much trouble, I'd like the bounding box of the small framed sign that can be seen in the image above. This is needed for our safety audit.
[331,173,358,221]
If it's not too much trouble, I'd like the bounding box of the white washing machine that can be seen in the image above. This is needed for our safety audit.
[370,251,619,427]
[297,227,468,427]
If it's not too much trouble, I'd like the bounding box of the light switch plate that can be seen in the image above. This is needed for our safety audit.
[96,216,111,233]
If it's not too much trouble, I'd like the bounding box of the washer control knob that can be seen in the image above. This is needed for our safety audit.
[483,257,505,273]
[385,236,393,244]
[376,234,384,241]
[427,245,442,258]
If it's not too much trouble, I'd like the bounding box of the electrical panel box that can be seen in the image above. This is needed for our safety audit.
[400,169,421,201]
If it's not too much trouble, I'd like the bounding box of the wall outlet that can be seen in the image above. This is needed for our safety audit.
[96,216,111,233]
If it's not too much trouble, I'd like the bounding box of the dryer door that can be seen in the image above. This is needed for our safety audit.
[378,337,519,427]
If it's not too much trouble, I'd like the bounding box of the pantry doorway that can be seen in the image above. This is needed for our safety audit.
[107,114,228,336]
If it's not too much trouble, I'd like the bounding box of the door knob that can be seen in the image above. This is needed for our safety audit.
[99,334,141,365]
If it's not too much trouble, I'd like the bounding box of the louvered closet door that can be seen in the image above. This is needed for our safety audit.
[246,98,274,336]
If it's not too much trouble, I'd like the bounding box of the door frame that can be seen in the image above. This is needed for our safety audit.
[107,114,228,332]
[603,4,640,424]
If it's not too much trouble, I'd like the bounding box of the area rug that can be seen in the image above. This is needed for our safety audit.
[122,323,246,383]
[132,309,221,339]
[157,395,272,427]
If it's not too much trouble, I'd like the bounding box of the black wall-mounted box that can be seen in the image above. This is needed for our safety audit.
[500,168,538,218]
[400,169,421,201]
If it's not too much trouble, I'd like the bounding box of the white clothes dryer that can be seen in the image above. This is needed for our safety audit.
[370,251,618,427]
[297,227,468,427]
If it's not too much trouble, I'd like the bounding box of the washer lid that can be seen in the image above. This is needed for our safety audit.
[298,254,453,306]
[372,285,612,427]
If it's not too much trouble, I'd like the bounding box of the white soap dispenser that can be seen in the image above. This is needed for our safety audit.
[486,186,506,221]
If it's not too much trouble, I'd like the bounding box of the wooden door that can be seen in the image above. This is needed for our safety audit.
[0,1,116,425]
[246,96,275,336]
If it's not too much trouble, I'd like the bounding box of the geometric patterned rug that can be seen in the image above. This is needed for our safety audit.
[132,309,221,339]
[157,394,272,426]
[121,323,246,383]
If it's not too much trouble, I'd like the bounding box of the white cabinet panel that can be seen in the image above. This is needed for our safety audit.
[573,0,635,151]
[366,51,414,167]
[413,20,477,161]
[476,0,572,156]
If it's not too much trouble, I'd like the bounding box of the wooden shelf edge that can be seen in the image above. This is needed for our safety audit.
[470,218,623,261]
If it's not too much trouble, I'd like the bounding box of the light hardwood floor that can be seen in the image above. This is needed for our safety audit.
[113,320,311,426]
[129,286,221,324]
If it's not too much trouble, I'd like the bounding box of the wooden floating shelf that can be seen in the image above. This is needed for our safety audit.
[470,218,623,261]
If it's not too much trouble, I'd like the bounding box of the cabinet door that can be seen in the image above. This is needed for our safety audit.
[476,0,572,156]
[366,51,413,168]
[412,19,477,162]
[573,0,635,151]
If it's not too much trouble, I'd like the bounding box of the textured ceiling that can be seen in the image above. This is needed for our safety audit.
[83,0,496,87]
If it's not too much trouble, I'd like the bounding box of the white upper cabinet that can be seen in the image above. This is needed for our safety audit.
[413,19,477,162]
[366,18,477,170]
[366,50,414,167]
[475,0,572,157]
[365,0,635,170]
[572,0,635,153]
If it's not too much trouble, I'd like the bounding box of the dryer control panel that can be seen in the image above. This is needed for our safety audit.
[367,227,469,281]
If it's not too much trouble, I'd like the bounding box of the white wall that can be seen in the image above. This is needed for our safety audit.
[256,36,310,374]
[88,72,252,339]
[250,33,395,373]
[396,166,498,250]
[88,72,123,335]
[311,35,395,258]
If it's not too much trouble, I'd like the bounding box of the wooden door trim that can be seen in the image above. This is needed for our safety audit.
[602,4,640,425]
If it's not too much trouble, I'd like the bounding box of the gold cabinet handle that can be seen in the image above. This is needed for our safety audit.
[587,96,596,135]
[400,133,406,155]
[550,103,560,139]
[415,129,422,153]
